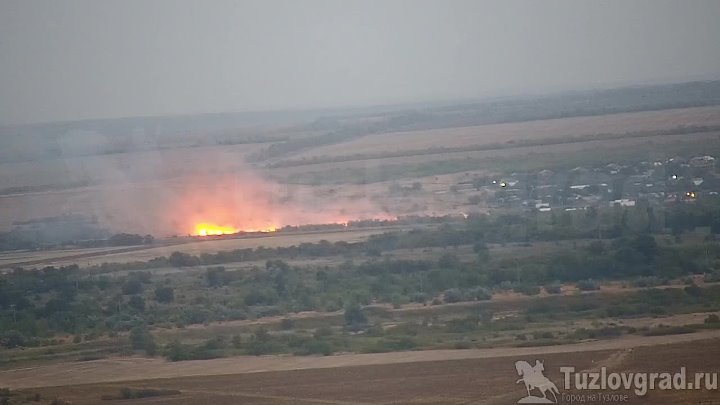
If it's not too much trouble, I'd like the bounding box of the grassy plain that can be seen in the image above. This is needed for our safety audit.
[4,336,720,404]
[289,105,720,160]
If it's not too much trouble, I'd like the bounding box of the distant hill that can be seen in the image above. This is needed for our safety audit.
[1,80,719,164]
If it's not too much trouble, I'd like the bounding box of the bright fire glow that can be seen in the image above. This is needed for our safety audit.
[194,223,278,236]
[241,226,277,233]
[195,223,240,236]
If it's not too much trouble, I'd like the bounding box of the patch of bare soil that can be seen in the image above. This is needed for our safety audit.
[17,336,720,405]
[4,330,720,391]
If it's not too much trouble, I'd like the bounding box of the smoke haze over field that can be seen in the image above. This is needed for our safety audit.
[0,153,393,236]
[1,1,719,240]
[1,0,720,124]
[100,171,392,236]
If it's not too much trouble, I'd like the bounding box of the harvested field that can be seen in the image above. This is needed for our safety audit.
[291,106,720,160]
[7,333,720,404]
[268,130,720,178]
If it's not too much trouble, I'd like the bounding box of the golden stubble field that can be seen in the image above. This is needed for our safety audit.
[266,130,720,178]
[291,105,720,159]
[6,334,720,405]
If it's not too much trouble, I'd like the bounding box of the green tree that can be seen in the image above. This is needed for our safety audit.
[130,325,156,356]
[343,302,367,326]
[245,327,275,355]
[1,330,26,348]
[128,295,146,312]
[154,286,174,303]
[121,278,143,295]
[206,266,227,287]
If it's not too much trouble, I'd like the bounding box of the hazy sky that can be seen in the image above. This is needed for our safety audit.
[1,0,719,125]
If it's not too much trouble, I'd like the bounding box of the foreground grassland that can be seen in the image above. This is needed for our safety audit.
[3,337,720,404]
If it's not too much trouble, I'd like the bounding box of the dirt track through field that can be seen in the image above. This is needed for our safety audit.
[4,329,720,389]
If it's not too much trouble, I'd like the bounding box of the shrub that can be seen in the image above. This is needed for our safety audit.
[704,271,720,283]
[102,388,180,400]
[471,287,492,301]
[130,326,156,356]
[279,318,295,330]
[244,289,278,306]
[576,279,600,291]
[443,287,489,303]
[366,323,385,337]
[445,316,479,333]
[201,336,227,351]
[121,278,143,295]
[411,292,429,303]
[231,335,243,349]
[313,326,334,339]
[684,285,703,297]
[362,336,417,353]
[244,327,280,355]
[443,288,464,303]
[513,284,540,296]
[632,276,666,288]
[643,325,697,336]
[154,286,174,303]
[343,303,367,326]
[705,314,720,324]
[532,331,554,340]
[128,295,145,312]
[544,283,562,294]
[595,326,624,338]
[298,340,333,356]
[163,340,193,361]
[386,322,421,336]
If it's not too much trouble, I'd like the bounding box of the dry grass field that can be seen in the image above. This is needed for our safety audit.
[268,131,720,178]
[291,106,720,160]
[0,227,391,268]
[5,334,720,404]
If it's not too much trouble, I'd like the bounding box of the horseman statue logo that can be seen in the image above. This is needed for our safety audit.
[515,360,560,404]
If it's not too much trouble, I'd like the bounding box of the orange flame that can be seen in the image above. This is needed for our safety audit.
[194,222,278,236]
[195,223,240,236]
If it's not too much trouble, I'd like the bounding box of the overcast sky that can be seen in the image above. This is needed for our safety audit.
[1,0,719,125]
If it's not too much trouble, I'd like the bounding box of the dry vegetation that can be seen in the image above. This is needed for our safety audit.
[0,227,390,268]
[291,106,720,159]
[6,336,720,404]
[267,131,720,182]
